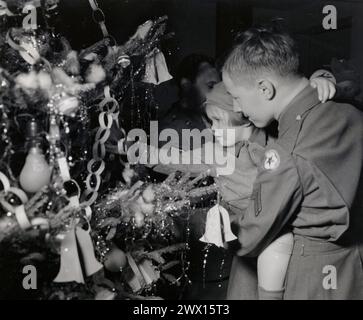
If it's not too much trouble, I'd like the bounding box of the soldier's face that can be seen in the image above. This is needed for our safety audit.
[223,72,274,128]
[194,62,221,104]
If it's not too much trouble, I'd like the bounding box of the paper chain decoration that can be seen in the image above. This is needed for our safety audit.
[81,86,120,208]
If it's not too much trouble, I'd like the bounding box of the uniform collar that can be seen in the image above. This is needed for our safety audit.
[278,84,321,138]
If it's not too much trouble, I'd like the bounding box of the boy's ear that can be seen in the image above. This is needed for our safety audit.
[257,79,275,100]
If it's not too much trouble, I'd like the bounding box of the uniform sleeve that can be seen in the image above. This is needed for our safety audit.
[235,143,303,257]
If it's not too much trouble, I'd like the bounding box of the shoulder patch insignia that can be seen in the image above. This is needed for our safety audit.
[264,149,280,170]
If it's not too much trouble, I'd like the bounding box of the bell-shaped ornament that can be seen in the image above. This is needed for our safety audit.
[54,226,103,284]
[75,227,103,277]
[220,205,238,242]
[54,227,85,284]
[142,48,172,85]
[199,204,237,248]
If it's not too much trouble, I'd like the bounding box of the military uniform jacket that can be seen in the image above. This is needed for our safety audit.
[235,85,363,257]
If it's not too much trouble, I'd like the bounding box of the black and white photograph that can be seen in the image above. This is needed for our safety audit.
[0,0,363,306]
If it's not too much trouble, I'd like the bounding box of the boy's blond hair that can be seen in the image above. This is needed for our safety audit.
[204,82,249,127]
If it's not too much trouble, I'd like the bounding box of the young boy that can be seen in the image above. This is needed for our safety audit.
[204,84,294,301]
[222,25,363,300]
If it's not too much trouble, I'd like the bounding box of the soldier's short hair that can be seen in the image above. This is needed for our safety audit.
[223,25,300,85]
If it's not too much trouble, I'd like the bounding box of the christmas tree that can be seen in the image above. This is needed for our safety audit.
[0,0,217,300]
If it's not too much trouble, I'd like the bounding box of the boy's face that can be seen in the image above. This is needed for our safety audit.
[205,104,238,147]
[223,72,274,128]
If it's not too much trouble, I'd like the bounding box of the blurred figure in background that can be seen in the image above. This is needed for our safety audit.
[159,54,221,141]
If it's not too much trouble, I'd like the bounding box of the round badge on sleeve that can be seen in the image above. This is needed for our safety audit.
[264,149,280,170]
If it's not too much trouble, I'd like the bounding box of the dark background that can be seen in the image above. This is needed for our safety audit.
[54,0,363,111]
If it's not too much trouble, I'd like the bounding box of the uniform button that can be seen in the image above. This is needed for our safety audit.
[296,115,302,121]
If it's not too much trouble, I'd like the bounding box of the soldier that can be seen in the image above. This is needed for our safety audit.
[223,25,363,299]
